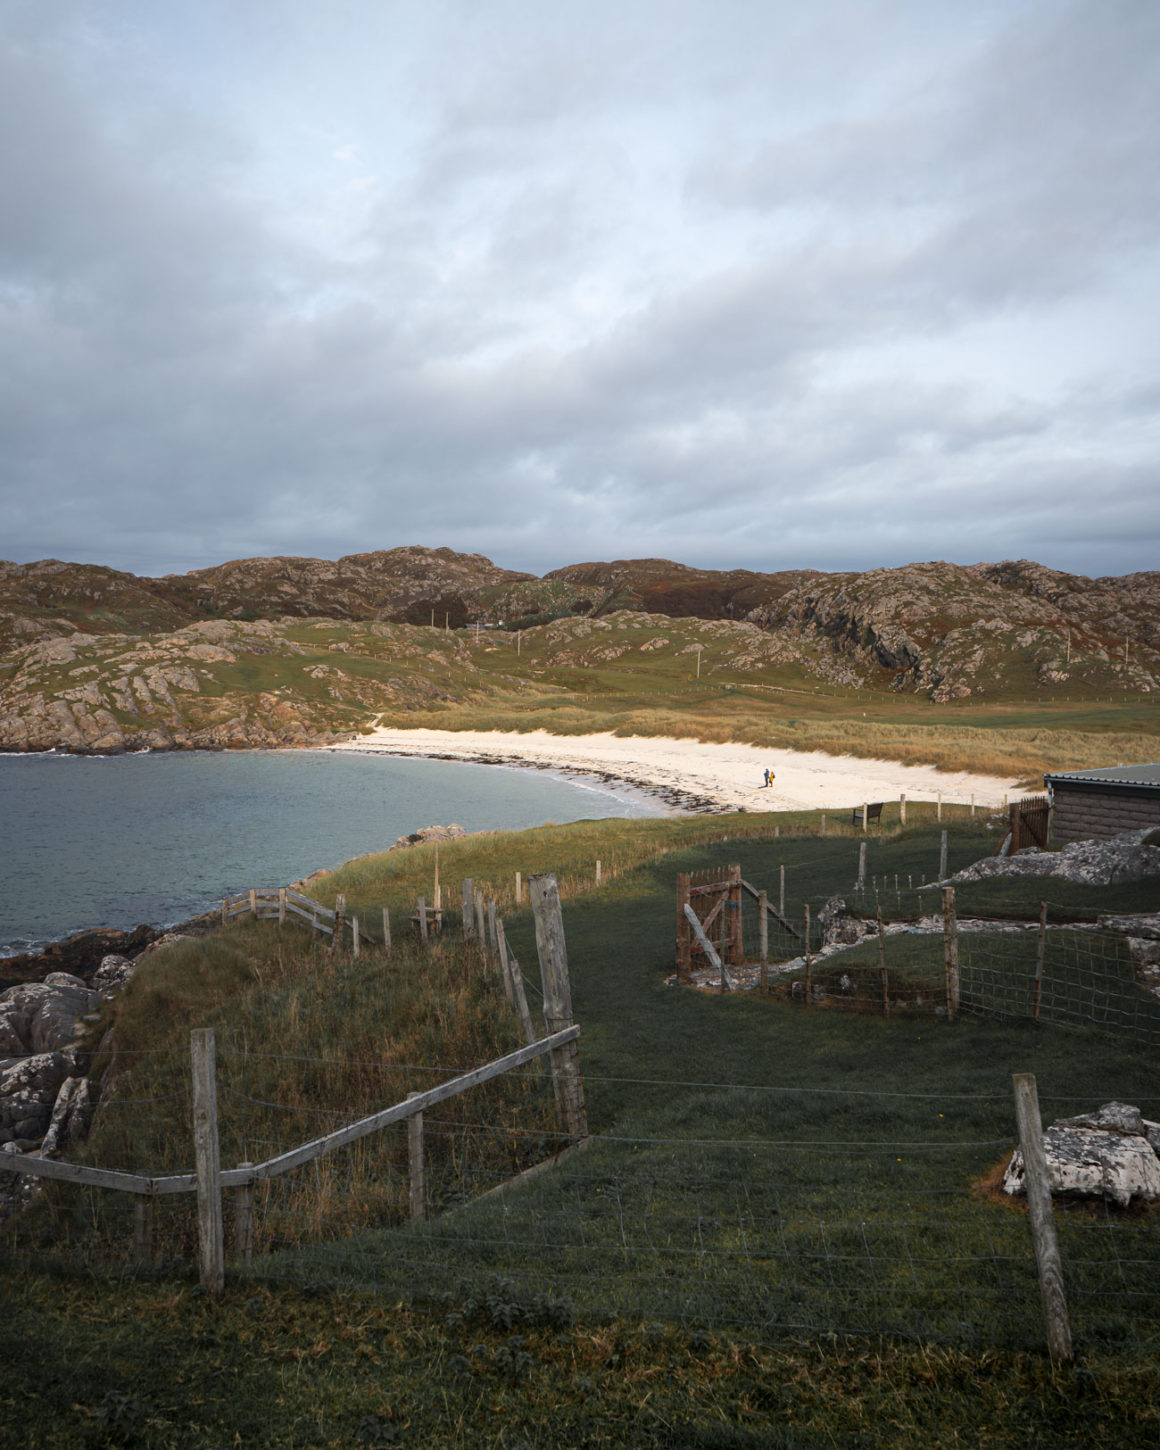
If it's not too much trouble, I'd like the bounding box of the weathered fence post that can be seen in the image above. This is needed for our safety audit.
[494,917,515,1003]
[758,890,768,963]
[497,919,538,1045]
[234,1161,254,1264]
[939,830,948,880]
[857,841,867,892]
[1012,1074,1073,1365]
[779,863,786,918]
[407,1092,426,1222]
[595,859,602,886]
[278,887,286,924]
[462,879,475,936]
[331,894,347,958]
[190,1028,224,1293]
[382,906,392,955]
[475,888,487,949]
[1032,901,1047,1023]
[351,916,360,959]
[937,792,943,822]
[942,886,960,1021]
[515,870,522,905]
[529,873,588,1140]
[861,802,869,832]
[803,904,812,1006]
[877,908,889,1017]
[675,872,692,984]
[133,1169,153,1265]
[899,793,906,826]
[487,898,499,956]
[249,888,257,917]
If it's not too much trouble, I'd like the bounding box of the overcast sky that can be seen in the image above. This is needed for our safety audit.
[1,0,1157,581]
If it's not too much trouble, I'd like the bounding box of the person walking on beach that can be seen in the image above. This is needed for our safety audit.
[763,769,770,787]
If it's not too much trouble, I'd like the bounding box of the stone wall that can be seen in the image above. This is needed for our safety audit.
[1051,784,1160,842]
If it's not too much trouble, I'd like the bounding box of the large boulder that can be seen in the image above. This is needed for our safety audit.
[1004,1101,1160,1208]
[0,1050,76,1145]
[0,973,99,1056]
[950,828,1160,888]
[816,897,875,948]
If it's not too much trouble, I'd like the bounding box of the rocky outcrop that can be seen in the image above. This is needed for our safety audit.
[1004,1102,1160,1207]
[946,828,1160,888]
[0,973,99,1057]
[389,823,472,852]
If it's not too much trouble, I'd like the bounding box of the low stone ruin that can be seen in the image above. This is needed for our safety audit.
[1004,1101,1160,1208]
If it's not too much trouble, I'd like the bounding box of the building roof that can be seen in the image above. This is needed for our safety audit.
[1044,762,1160,791]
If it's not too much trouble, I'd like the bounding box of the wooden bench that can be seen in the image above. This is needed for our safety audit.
[851,802,884,828]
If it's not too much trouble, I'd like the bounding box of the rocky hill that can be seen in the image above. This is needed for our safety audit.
[1,549,1157,752]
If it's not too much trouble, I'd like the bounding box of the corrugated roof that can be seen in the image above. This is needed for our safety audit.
[1044,762,1160,790]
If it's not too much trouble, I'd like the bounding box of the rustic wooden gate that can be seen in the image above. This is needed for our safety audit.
[994,794,1050,855]
[675,866,743,985]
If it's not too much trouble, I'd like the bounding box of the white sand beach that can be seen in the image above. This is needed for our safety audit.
[330,727,1024,815]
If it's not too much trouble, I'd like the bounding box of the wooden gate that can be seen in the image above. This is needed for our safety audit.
[675,866,743,985]
[994,794,1050,855]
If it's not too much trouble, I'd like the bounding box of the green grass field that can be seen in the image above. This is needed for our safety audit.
[4,817,1160,1447]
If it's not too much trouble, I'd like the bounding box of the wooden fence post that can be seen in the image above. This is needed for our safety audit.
[220,898,227,926]
[515,870,522,905]
[779,863,785,918]
[133,1170,153,1265]
[474,888,487,950]
[278,887,286,924]
[249,888,257,917]
[675,872,692,985]
[595,859,602,886]
[861,802,869,832]
[899,793,906,826]
[1012,1074,1073,1365]
[382,906,392,955]
[942,886,960,1021]
[1032,901,1047,1023]
[803,904,812,1006]
[462,879,475,936]
[417,895,428,944]
[939,830,948,879]
[190,1028,224,1293]
[234,1161,254,1264]
[407,1092,426,1222]
[352,916,360,959]
[877,908,889,1017]
[758,890,768,967]
[937,792,943,822]
[487,898,499,956]
[497,919,538,1045]
[331,894,346,958]
[494,917,515,1003]
[857,842,867,891]
[529,873,588,1140]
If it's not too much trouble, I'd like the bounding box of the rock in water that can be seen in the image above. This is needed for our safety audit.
[1004,1101,1160,1207]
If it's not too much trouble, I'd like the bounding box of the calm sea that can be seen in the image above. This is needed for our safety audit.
[0,749,663,954]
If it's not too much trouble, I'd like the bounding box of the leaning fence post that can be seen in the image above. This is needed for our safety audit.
[407,1092,426,1222]
[234,1161,254,1264]
[529,873,588,1140]
[1032,901,1047,1023]
[942,886,960,1021]
[498,919,538,1045]
[462,879,475,936]
[494,917,516,1004]
[1012,1074,1073,1365]
[190,1028,224,1293]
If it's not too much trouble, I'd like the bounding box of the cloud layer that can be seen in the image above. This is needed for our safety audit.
[1,0,1157,578]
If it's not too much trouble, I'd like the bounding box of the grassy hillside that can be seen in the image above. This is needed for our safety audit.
[5,814,1160,1446]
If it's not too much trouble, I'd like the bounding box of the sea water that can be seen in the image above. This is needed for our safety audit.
[0,749,663,953]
